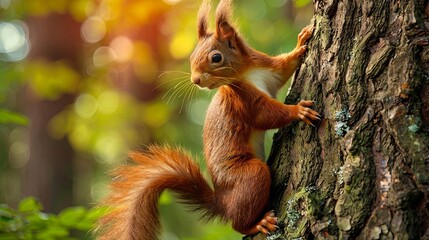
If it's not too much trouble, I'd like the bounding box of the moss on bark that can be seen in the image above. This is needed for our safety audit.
[251,0,429,239]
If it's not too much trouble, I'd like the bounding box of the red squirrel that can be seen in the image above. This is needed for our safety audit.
[95,0,320,239]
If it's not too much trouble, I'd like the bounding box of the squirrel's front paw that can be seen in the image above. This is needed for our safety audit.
[297,25,314,48]
[296,100,321,127]
[294,45,308,58]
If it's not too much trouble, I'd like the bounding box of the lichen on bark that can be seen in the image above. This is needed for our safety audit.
[258,0,429,239]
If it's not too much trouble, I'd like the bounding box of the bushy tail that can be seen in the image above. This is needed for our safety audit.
[94,146,215,240]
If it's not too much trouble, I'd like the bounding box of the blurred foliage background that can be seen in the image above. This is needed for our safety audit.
[0,0,312,239]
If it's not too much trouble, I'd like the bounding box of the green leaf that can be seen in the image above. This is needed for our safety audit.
[73,220,92,231]
[18,198,42,213]
[26,212,50,228]
[0,206,14,219]
[58,207,86,227]
[0,233,18,240]
[85,207,109,220]
[74,207,108,231]
[4,219,25,233]
[0,109,29,125]
[35,225,69,239]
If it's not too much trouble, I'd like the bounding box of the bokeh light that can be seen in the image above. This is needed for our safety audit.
[93,46,117,67]
[187,98,210,125]
[110,36,134,62]
[0,21,30,62]
[169,31,196,59]
[74,94,98,119]
[8,128,30,169]
[81,16,106,43]
[97,91,120,115]
[0,0,11,9]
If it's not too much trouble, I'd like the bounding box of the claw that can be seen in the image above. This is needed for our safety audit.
[251,211,280,235]
[296,100,321,126]
[256,225,269,235]
[296,24,314,47]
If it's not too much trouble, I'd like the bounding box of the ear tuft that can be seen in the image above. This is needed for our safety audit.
[197,0,211,39]
[215,0,236,41]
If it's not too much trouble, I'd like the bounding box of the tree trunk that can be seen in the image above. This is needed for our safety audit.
[22,13,82,212]
[256,0,429,239]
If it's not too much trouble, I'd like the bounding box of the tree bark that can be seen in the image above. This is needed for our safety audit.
[256,0,429,239]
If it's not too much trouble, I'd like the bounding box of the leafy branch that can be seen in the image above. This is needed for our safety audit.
[0,197,106,240]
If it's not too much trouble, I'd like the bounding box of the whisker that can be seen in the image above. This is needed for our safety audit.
[167,83,187,104]
[157,70,204,115]
[229,83,244,91]
[153,76,190,91]
[158,71,191,78]
[205,89,213,97]
[180,83,200,115]
[212,66,239,74]
[180,85,191,114]
[211,76,237,81]
[177,82,193,99]
[162,79,189,100]
[191,84,199,103]
[179,82,195,114]
[211,76,244,91]
[167,80,192,104]
[189,84,200,113]
[211,76,240,85]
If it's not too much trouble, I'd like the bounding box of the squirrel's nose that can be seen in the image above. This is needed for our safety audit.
[192,77,201,84]
[191,74,201,84]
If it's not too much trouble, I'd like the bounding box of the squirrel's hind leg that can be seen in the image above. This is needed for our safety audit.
[218,158,275,236]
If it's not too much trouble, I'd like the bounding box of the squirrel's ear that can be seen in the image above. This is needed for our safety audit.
[197,0,211,39]
[217,21,235,41]
[215,0,235,41]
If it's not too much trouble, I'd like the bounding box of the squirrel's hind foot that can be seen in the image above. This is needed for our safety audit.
[242,211,279,236]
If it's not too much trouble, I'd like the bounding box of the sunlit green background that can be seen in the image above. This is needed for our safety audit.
[0,0,311,239]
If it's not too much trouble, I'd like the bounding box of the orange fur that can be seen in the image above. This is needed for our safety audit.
[95,147,215,240]
[95,0,320,239]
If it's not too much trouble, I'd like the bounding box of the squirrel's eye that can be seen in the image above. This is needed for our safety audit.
[211,53,223,63]
[208,50,224,65]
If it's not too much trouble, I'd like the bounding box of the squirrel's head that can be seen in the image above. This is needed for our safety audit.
[190,0,246,89]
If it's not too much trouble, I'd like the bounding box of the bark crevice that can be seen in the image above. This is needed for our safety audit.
[263,0,429,239]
